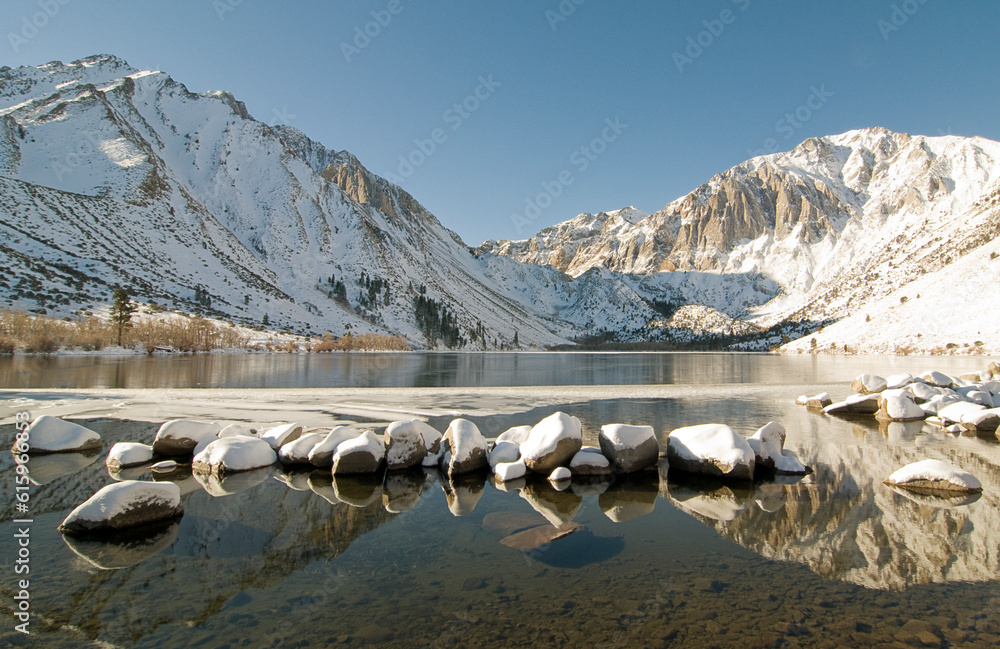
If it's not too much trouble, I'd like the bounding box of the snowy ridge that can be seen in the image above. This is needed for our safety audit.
[3,55,999,351]
[485,127,1000,352]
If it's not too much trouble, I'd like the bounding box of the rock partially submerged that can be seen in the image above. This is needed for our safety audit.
[441,419,488,476]
[746,422,810,475]
[884,459,982,494]
[307,426,358,468]
[667,424,755,481]
[520,412,582,473]
[152,420,220,456]
[277,433,326,465]
[18,416,102,454]
[569,449,612,476]
[876,393,926,422]
[59,481,183,535]
[192,437,278,475]
[105,442,153,470]
[260,423,304,450]
[851,374,887,394]
[384,419,438,470]
[598,424,658,473]
[332,431,386,475]
[824,393,881,416]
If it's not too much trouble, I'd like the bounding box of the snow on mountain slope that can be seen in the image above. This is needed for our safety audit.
[3,56,997,352]
[0,55,579,348]
[483,127,1000,351]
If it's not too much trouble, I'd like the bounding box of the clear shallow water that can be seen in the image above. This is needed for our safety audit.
[1,351,997,389]
[2,355,1000,648]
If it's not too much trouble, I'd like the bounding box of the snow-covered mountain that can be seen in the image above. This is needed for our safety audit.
[2,56,998,352]
[482,129,1000,352]
[0,55,668,348]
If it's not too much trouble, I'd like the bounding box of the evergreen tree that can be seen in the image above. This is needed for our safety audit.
[263,313,270,327]
[109,288,137,347]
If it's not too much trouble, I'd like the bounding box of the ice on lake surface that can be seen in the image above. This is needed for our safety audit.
[2,354,1000,647]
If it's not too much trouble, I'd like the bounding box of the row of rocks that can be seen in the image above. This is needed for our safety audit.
[26,410,815,535]
[797,366,992,495]
[801,365,1000,434]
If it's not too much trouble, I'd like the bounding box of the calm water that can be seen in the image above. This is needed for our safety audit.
[2,354,999,648]
[0,351,996,389]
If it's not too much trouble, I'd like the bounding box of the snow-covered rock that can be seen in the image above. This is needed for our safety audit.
[520,412,583,473]
[876,393,926,422]
[598,424,658,473]
[331,431,386,475]
[548,467,572,482]
[937,401,986,425]
[307,426,358,467]
[824,393,881,416]
[884,459,983,493]
[488,440,520,469]
[920,371,955,388]
[494,459,527,482]
[495,425,532,447]
[383,420,430,470]
[747,422,809,475]
[277,433,326,465]
[885,374,916,390]
[259,423,304,450]
[851,374,887,394]
[803,393,833,409]
[105,443,153,470]
[569,449,612,476]
[152,420,220,456]
[18,416,102,454]
[666,424,755,481]
[58,481,183,535]
[218,423,257,438]
[192,437,278,475]
[441,419,488,476]
[960,408,1000,433]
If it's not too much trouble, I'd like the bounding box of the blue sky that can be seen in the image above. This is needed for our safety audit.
[5,0,999,244]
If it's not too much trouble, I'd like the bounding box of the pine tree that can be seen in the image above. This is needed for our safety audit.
[109,288,137,347]
[263,313,270,327]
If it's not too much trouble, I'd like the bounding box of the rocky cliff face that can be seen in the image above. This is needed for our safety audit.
[480,128,1000,351]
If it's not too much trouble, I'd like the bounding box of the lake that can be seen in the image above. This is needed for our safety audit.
[1,353,999,648]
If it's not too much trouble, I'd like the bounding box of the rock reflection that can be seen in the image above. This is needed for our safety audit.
[332,472,383,507]
[598,473,658,522]
[383,470,429,513]
[194,465,275,497]
[665,440,1000,589]
[440,472,485,516]
[62,519,180,570]
[108,464,152,482]
[18,449,101,485]
[520,480,582,525]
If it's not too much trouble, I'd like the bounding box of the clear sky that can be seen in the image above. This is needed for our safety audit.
[5,0,999,245]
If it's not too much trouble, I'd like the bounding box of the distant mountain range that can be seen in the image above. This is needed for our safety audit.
[2,55,998,352]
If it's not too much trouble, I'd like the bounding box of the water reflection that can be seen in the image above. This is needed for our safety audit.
[3,387,1000,648]
[4,352,996,389]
